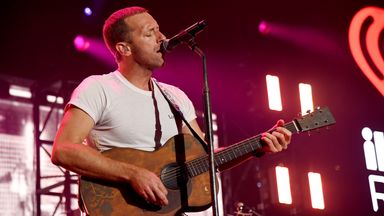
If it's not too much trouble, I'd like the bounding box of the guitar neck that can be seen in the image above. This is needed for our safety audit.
[186,121,299,177]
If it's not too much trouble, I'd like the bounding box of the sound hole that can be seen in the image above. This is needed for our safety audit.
[160,163,189,190]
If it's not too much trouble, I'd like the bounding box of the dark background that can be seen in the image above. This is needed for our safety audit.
[1,0,383,215]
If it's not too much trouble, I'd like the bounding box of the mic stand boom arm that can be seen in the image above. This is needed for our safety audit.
[187,38,219,216]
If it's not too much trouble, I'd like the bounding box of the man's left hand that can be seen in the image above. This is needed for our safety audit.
[261,119,292,152]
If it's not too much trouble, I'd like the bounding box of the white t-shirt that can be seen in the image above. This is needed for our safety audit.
[68,70,197,152]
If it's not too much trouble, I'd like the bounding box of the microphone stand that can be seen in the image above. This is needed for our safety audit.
[187,38,219,216]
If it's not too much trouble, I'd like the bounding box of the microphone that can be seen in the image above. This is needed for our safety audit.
[161,20,207,52]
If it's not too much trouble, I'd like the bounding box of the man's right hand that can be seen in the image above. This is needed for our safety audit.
[129,167,169,206]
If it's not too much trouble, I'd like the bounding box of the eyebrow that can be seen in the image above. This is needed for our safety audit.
[143,23,159,32]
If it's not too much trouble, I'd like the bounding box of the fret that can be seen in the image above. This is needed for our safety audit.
[203,159,209,173]
[188,165,194,177]
[199,158,208,174]
[189,161,198,176]
[239,144,247,154]
[233,148,239,157]
[216,155,223,166]
[250,141,256,151]
[229,149,236,159]
[196,161,203,175]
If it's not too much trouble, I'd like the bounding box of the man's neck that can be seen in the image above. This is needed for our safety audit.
[118,62,153,91]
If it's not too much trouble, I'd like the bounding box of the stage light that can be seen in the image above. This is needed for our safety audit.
[308,172,325,210]
[9,85,31,99]
[46,95,64,104]
[275,166,292,204]
[84,7,92,16]
[259,21,343,59]
[299,83,313,115]
[73,35,90,52]
[73,35,115,66]
[23,121,34,170]
[212,113,217,121]
[266,75,282,111]
[259,21,270,35]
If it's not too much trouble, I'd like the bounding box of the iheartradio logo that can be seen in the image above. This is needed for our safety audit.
[349,6,384,96]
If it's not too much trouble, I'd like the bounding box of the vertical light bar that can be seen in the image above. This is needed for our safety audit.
[308,172,325,209]
[275,166,292,204]
[299,83,314,115]
[266,75,282,111]
[374,131,384,171]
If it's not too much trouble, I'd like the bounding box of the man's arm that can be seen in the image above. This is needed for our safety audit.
[51,106,168,206]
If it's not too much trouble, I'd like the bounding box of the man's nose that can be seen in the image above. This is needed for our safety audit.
[158,31,166,42]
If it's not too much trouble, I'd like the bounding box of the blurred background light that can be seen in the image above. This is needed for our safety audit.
[84,7,92,16]
[73,35,90,52]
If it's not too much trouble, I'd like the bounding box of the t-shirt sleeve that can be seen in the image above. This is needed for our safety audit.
[182,92,197,123]
[66,76,106,124]
[173,87,197,123]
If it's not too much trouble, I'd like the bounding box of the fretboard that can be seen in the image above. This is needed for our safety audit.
[186,121,299,177]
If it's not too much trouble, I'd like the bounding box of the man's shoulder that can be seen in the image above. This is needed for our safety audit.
[155,80,194,105]
[80,71,118,87]
[156,81,179,91]
[156,80,186,95]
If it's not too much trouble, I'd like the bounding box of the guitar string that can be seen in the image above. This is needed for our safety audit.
[161,122,298,183]
[161,136,263,183]
[161,133,268,181]
[161,133,280,182]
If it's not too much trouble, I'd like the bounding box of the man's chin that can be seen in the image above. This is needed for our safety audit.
[148,61,165,71]
[156,59,166,68]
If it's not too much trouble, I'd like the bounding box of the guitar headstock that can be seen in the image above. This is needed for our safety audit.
[294,107,336,133]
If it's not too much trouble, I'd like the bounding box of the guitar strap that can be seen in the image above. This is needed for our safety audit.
[153,79,208,152]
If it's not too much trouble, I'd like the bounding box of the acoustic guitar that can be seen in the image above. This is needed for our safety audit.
[79,107,335,216]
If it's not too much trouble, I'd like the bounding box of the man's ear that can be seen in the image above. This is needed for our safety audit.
[116,43,131,56]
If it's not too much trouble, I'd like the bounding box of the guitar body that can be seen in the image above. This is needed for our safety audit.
[79,134,217,216]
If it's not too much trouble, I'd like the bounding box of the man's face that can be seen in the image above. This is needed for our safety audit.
[124,13,166,70]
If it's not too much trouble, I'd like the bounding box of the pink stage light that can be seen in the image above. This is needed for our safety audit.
[259,21,270,35]
[275,166,292,204]
[308,172,325,210]
[258,20,343,59]
[299,83,314,115]
[266,75,283,111]
[73,35,90,52]
[73,35,115,66]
